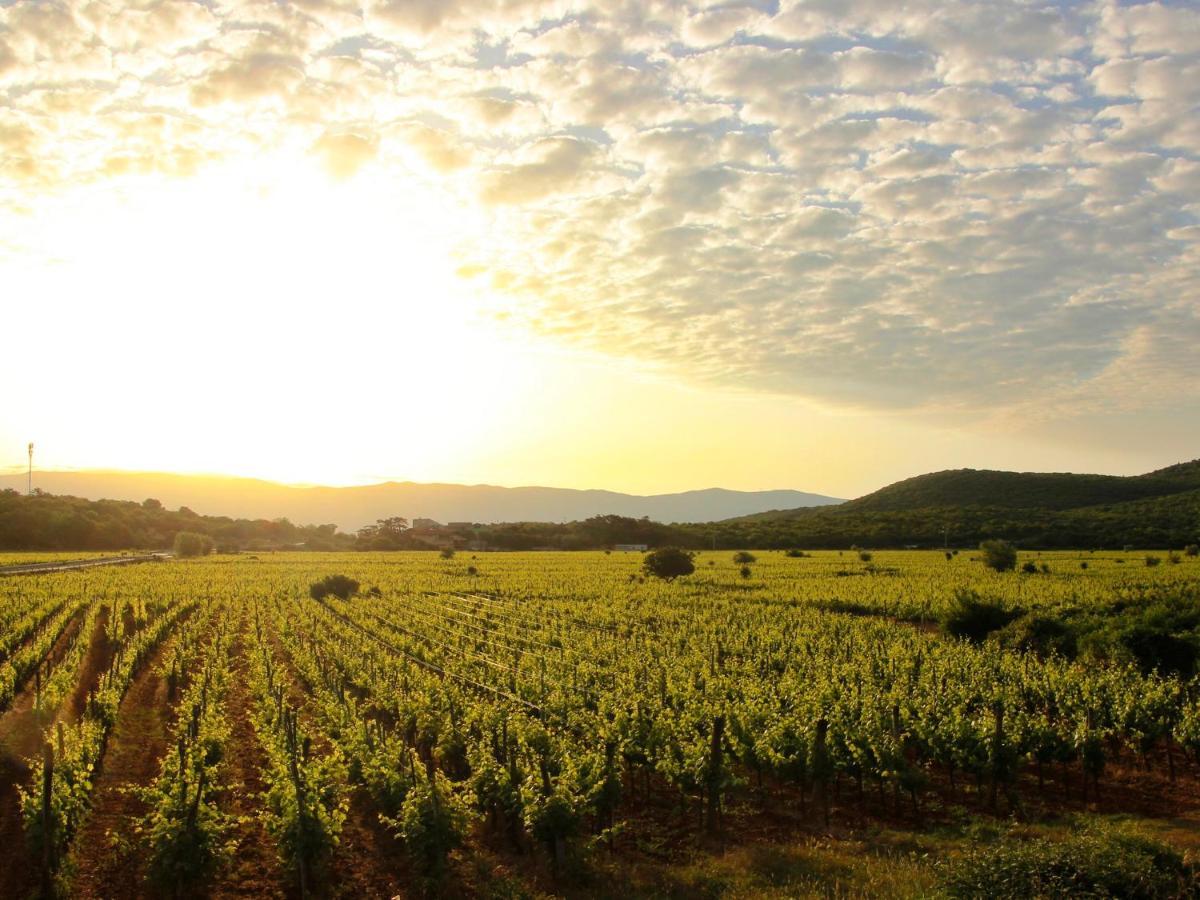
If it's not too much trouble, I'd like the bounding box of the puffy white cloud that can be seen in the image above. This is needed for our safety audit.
[1,0,1197,427]
[479,136,604,204]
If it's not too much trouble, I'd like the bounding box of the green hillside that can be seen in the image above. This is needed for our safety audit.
[739,459,1200,520]
[684,487,1200,549]
[697,460,1200,548]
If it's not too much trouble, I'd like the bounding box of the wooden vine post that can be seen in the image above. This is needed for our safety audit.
[705,715,725,839]
[813,718,831,828]
[41,741,55,896]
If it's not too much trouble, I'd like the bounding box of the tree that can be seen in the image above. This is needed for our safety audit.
[642,547,695,581]
[979,539,1017,572]
[173,531,214,557]
[356,516,411,550]
[732,551,756,564]
[142,498,163,510]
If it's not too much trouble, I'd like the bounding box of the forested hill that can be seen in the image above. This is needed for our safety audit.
[737,460,1200,519]
[0,490,351,552]
[690,459,1200,549]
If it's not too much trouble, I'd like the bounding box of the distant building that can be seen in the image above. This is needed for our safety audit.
[447,522,475,530]
[614,544,648,552]
[412,518,441,530]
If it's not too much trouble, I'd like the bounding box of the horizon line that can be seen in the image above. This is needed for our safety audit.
[0,465,840,500]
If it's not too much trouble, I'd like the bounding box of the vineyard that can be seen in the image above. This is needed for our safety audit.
[0,550,1198,898]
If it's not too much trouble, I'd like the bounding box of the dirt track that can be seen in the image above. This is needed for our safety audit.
[0,554,169,577]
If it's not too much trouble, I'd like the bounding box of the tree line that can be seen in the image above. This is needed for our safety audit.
[0,490,350,552]
[2,489,1196,552]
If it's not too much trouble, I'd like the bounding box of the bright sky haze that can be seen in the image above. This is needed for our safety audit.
[1,0,1197,499]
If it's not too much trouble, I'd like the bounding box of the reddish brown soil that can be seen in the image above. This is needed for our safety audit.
[209,629,288,900]
[329,790,413,899]
[262,618,412,898]
[63,605,112,724]
[0,610,85,899]
[68,636,177,899]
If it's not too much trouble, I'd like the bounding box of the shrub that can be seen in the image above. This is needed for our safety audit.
[642,547,695,581]
[1002,615,1078,659]
[739,565,752,579]
[309,574,360,601]
[979,539,1017,572]
[785,549,809,558]
[1145,555,1162,567]
[1185,544,1199,557]
[732,551,756,565]
[440,548,455,559]
[945,551,953,560]
[941,823,1198,899]
[858,550,873,562]
[942,590,1020,644]
[466,565,478,576]
[1120,625,1199,678]
[1021,561,1038,574]
[1081,561,1089,569]
[173,531,215,558]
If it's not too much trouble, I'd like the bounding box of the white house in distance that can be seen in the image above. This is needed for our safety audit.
[614,543,648,551]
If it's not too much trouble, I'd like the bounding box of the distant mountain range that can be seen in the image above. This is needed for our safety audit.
[0,471,843,531]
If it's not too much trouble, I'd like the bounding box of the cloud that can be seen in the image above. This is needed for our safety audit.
[479,136,601,205]
[189,53,306,106]
[312,130,378,179]
[1,0,1198,430]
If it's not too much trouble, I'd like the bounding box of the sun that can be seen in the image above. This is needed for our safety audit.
[1,145,550,485]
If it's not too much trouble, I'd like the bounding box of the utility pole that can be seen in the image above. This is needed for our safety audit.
[27,442,33,495]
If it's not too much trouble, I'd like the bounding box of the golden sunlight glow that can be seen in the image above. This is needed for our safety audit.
[0,140,1154,496]
[2,147,555,486]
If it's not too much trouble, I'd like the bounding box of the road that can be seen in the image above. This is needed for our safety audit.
[0,553,171,577]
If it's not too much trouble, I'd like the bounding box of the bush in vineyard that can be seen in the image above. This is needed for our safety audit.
[940,823,1199,898]
[942,590,1019,643]
[308,574,359,600]
[173,531,214,558]
[1001,614,1077,659]
[979,539,1017,572]
[642,547,695,581]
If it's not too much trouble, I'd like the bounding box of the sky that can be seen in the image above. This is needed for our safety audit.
[1,0,1197,500]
